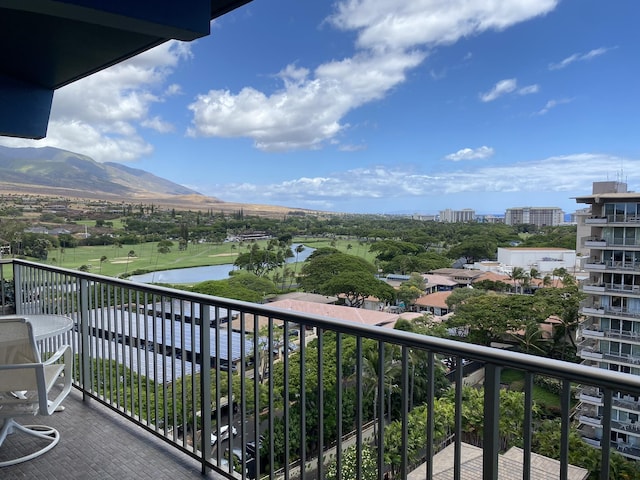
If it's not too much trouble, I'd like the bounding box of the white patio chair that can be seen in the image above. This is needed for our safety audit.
[0,317,72,467]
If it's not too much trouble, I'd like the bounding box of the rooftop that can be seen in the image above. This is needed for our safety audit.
[408,442,589,480]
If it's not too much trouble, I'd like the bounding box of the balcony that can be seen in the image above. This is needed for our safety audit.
[581,305,605,316]
[582,283,606,293]
[603,284,640,295]
[613,394,640,413]
[580,327,605,339]
[603,307,640,320]
[584,238,608,248]
[2,258,640,477]
[607,215,640,225]
[585,217,608,225]
[584,262,607,271]
[584,261,640,273]
[579,349,604,360]
[578,414,602,427]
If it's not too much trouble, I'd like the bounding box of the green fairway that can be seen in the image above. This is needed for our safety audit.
[37,236,376,280]
[48,241,241,278]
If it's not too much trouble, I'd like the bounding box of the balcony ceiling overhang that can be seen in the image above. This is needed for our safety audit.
[0,0,251,139]
[575,192,640,204]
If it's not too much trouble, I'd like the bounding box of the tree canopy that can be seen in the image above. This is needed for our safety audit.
[299,251,394,307]
[188,272,277,303]
[234,241,292,276]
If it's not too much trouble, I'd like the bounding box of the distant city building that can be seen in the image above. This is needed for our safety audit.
[497,247,576,274]
[429,268,485,287]
[504,206,564,227]
[476,214,504,224]
[412,213,438,221]
[439,208,476,223]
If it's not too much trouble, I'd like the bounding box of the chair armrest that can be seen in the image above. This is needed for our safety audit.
[41,345,72,415]
[43,344,71,366]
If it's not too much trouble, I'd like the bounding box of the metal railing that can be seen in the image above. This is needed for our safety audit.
[4,259,640,479]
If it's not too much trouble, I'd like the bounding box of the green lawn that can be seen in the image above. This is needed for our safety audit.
[47,241,241,278]
[501,368,562,409]
[293,237,377,263]
[33,236,376,280]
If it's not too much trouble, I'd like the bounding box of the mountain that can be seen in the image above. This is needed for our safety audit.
[0,146,305,216]
[0,145,209,199]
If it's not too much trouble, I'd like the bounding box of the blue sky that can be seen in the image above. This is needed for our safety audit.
[2,0,640,215]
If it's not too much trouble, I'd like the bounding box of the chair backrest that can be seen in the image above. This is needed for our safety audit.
[0,318,42,392]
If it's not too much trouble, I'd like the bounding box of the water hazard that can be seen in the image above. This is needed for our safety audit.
[129,244,314,284]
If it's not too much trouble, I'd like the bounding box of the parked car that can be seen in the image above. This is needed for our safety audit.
[210,424,238,445]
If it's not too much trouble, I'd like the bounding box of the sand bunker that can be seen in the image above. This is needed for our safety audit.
[209,253,237,257]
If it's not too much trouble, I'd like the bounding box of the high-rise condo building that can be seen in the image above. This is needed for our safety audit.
[504,206,564,227]
[439,208,475,223]
[575,181,640,460]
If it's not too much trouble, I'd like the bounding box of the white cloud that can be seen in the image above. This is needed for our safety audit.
[339,143,367,152]
[445,146,495,161]
[0,1,561,162]
[328,0,557,51]
[549,47,613,70]
[480,78,517,102]
[534,97,572,115]
[187,50,425,151]
[200,152,640,211]
[142,116,175,133]
[0,41,191,162]
[517,84,539,95]
[480,79,538,102]
[189,0,559,151]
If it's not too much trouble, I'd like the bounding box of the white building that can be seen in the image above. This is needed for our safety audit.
[497,247,576,274]
[439,208,475,223]
[504,207,564,227]
[574,180,640,460]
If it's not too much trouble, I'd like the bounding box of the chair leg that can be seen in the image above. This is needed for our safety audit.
[0,418,60,467]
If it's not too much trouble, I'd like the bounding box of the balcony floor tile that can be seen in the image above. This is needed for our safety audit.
[1,388,224,479]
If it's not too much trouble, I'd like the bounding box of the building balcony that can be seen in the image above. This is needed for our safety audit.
[613,394,640,413]
[584,239,608,248]
[579,390,604,406]
[607,214,640,225]
[579,349,604,360]
[582,284,606,293]
[603,307,640,320]
[585,217,608,225]
[602,351,640,367]
[581,306,605,316]
[584,262,607,270]
[580,327,605,339]
[2,259,640,476]
[585,261,640,273]
[603,330,640,342]
[578,414,602,427]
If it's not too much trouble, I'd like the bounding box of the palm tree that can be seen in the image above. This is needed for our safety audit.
[511,321,550,356]
[288,244,305,289]
[552,267,568,287]
[508,267,526,294]
[529,267,540,281]
[99,255,107,273]
[358,347,399,440]
[529,267,540,289]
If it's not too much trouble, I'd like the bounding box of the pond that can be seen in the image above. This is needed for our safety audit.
[129,243,315,284]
